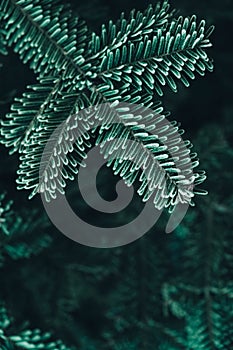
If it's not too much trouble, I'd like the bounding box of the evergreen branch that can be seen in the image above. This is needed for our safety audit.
[16,91,92,200]
[0,0,214,208]
[87,1,175,60]
[0,193,52,264]
[97,15,214,95]
[0,18,7,56]
[87,88,205,209]
[1,0,90,79]
[0,193,13,237]
[0,76,62,154]
[0,306,73,350]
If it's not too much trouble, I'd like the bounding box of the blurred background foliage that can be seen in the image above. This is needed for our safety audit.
[0,0,233,349]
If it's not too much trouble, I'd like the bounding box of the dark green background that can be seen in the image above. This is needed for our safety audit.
[0,0,233,349]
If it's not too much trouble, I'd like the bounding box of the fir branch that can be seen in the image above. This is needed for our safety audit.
[0,0,214,209]
[1,0,90,78]
[0,306,73,350]
[0,193,52,264]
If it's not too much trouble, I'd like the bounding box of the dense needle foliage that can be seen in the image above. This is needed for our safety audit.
[0,0,232,349]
